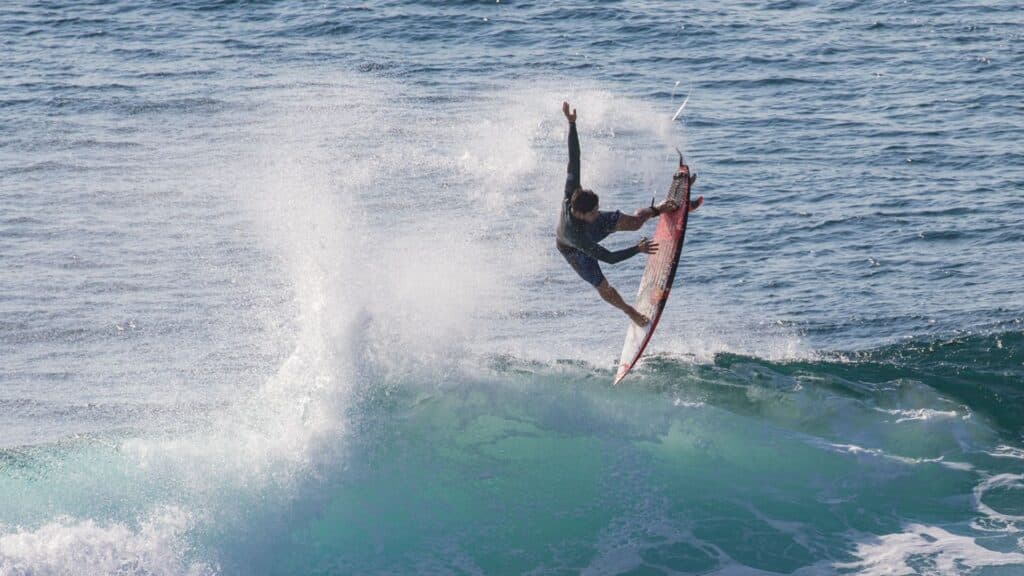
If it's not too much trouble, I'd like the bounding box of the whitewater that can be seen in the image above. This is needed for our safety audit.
[2,1,1022,574]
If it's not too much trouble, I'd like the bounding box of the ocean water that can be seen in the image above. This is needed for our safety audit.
[2,0,1023,574]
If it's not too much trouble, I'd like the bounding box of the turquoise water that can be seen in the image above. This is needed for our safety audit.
[2,1,1023,574]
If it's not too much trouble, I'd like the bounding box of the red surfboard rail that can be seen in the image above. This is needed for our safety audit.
[614,160,695,385]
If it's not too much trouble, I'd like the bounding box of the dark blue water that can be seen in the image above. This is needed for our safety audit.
[2,1,1022,574]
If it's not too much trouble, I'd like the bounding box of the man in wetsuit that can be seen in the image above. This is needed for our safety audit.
[556,101,678,327]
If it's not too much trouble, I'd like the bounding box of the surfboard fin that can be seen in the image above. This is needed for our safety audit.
[689,195,704,212]
[675,147,685,167]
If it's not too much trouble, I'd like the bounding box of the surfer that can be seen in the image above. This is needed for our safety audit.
[557,101,679,327]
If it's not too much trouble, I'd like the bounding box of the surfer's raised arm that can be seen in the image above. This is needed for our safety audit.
[563,101,580,198]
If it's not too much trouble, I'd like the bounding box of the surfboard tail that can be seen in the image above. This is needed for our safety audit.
[613,366,628,386]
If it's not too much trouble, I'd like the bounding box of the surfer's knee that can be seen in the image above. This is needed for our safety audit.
[595,280,617,301]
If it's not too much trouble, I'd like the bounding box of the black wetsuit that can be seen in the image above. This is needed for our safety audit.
[556,122,639,286]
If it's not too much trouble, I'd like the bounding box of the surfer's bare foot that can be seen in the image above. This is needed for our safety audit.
[628,310,649,327]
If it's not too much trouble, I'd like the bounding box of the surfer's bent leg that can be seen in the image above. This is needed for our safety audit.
[596,280,648,327]
[557,243,647,327]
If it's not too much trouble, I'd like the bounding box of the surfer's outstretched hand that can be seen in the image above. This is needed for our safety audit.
[562,101,576,123]
[636,200,680,221]
[637,238,659,254]
[656,199,679,214]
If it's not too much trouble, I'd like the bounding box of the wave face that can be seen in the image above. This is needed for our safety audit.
[3,334,1023,575]
[2,0,1022,574]
[253,332,1024,575]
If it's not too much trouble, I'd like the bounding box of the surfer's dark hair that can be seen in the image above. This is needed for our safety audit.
[571,188,598,213]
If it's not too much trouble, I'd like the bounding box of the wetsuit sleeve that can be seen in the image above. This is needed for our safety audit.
[577,239,640,264]
[565,122,580,198]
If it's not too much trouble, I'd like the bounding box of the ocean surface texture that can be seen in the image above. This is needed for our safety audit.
[2,1,1023,574]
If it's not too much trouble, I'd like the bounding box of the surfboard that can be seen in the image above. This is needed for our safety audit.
[614,154,698,385]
